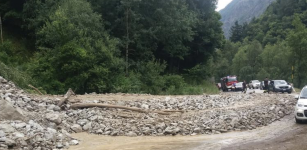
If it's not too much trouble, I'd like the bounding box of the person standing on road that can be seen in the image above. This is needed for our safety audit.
[264,77,269,91]
[242,80,247,93]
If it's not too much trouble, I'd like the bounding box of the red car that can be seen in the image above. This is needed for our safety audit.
[220,76,238,91]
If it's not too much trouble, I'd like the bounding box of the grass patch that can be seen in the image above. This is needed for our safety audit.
[294,88,301,93]
[0,62,32,89]
[179,80,219,95]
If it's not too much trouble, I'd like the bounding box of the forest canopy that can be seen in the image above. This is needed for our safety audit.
[0,0,224,94]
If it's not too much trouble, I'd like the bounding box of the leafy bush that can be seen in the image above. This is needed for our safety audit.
[0,62,32,89]
[163,75,186,95]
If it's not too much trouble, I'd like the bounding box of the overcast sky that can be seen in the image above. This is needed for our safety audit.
[216,0,233,11]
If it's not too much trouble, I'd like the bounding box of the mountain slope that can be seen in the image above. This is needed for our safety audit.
[219,0,275,39]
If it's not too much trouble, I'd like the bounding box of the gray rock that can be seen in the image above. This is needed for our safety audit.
[5,138,16,147]
[15,122,27,129]
[96,129,103,134]
[0,137,6,142]
[71,124,82,133]
[45,128,57,141]
[77,119,88,126]
[164,127,180,135]
[126,131,137,137]
[56,143,64,148]
[46,113,62,125]
[82,122,92,131]
[0,98,26,121]
[53,106,61,111]
[13,132,25,138]
[194,127,201,133]
[0,124,15,133]
[0,130,5,137]
[69,140,79,145]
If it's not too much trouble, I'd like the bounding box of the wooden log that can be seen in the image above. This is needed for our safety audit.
[70,103,171,115]
[162,110,185,113]
[28,84,43,95]
[57,88,75,107]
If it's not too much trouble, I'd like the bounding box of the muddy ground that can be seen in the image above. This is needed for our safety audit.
[60,89,307,150]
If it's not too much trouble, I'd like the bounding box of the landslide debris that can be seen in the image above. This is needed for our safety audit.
[0,76,296,149]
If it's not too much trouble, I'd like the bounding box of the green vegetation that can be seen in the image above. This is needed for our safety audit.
[0,0,222,95]
[220,0,307,88]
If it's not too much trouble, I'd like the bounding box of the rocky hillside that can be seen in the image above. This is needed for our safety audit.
[220,0,276,39]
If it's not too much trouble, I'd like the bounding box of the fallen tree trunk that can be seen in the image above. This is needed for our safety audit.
[57,88,75,108]
[70,103,176,115]
[28,84,43,95]
[162,110,185,113]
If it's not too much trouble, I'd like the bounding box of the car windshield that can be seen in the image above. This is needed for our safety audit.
[275,80,287,85]
[236,82,243,86]
[252,80,260,83]
[228,77,236,82]
[300,88,307,99]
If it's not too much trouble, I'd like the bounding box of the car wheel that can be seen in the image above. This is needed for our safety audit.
[296,117,303,124]
[288,91,292,94]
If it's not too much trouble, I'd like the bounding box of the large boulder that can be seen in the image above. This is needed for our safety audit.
[0,98,26,121]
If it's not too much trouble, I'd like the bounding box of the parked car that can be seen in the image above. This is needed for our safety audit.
[248,80,260,89]
[220,76,238,92]
[235,82,243,91]
[268,80,292,94]
[260,81,270,90]
[294,86,307,123]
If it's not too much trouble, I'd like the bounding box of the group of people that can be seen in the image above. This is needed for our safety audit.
[241,77,269,93]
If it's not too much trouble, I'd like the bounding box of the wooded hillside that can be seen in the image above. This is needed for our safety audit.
[0,0,223,94]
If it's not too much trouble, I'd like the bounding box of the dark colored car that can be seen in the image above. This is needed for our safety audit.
[268,80,292,93]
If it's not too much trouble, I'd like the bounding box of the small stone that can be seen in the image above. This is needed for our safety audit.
[194,127,201,133]
[5,138,16,147]
[96,129,103,134]
[83,122,92,131]
[126,131,137,137]
[77,119,88,126]
[71,124,82,133]
[56,143,64,148]
[0,124,15,133]
[69,140,79,145]
[0,130,5,137]
[13,132,25,138]
[46,113,62,125]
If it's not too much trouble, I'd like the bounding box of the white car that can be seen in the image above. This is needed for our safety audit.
[248,80,260,89]
[295,86,307,123]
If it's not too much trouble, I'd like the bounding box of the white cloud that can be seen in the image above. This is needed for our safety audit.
[216,0,233,11]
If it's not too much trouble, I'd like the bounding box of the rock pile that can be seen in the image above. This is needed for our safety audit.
[0,77,76,150]
[0,76,297,149]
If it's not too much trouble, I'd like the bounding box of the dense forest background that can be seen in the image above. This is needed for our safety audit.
[0,0,223,94]
[1,0,307,95]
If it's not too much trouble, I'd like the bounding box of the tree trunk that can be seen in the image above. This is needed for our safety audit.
[57,88,75,108]
[0,16,3,44]
[125,7,130,77]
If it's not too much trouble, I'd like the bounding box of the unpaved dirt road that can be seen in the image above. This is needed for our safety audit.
[66,89,307,150]
[69,115,306,150]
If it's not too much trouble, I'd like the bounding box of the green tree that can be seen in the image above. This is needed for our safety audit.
[287,15,307,87]
[30,0,120,94]
[230,21,243,42]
